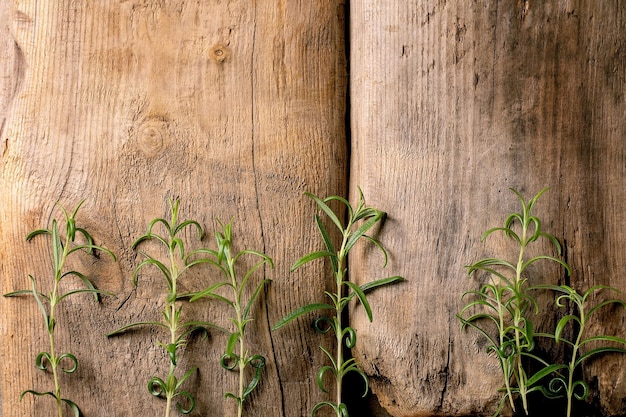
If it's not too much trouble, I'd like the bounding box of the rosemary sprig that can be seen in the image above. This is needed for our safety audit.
[107,198,220,417]
[273,188,403,417]
[189,219,273,417]
[4,201,116,417]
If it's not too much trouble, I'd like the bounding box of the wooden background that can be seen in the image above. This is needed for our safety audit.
[1,1,626,416]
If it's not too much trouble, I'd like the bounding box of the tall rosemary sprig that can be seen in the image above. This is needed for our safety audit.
[189,219,273,417]
[273,188,403,417]
[4,201,116,417]
[107,198,219,417]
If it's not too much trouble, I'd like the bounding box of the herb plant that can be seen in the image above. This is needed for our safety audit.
[272,189,403,417]
[534,285,626,417]
[458,188,570,415]
[189,219,273,417]
[107,198,217,417]
[459,188,626,417]
[4,201,116,417]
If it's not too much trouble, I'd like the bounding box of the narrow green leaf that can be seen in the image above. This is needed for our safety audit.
[317,365,336,393]
[25,228,51,241]
[51,220,62,276]
[319,345,338,368]
[29,276,49,327]
[272,303,335,330]
[306,192,344,232]
[344,281,373,322]
[188,281,232,304]
[554,314,580,343]
[459,312,501,328]
[133,257,172,290]
[242,357,265,399]
[226,332,239,356]
[67,243,116,261]
[342,326,357,348]
[20,389,55,401]
[315,214,338,273]
[68,199,86,219]
[311,401,339,417]
[144,218,171,240]
[234,249,274,267]
[586,298,626,319]
[539,231,564,256]
[4,289,47,299]
[243,279,271,321]
[224,393,242,407]
[106,321,168,337]
[324,194,352,218]
[459,292,493,309]
[579,334,626,347]
[532,283,569,293]
[353,206,382,223]
[131,234,151,249]
[290,251,335,272]
[179,320,229,335]
[347,366,369,397]
[582,285,619,299]
[344,214,382,254]
[361,234,389,267]
[171,237,186,258]
[467,258,516,272]
[59,271,99,302]
[73,227,94,250]
[522,255,571,275]
[526,187,550,211]
[186,247,219,260]
[239,258,271,300]
[526,216,542,243]
[457,316,500,349]
[360,275,404,292]
[481,226,520,245]
[176,367,198,390]
[576,347,626,368]
[174,219,203,240]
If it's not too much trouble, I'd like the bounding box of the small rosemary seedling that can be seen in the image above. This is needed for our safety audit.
[534,285,626,417]
[4,201,116,417]
[273,189,403,417]
[189,219,273,417]
[459,188,570,415]
[107,198,219,417]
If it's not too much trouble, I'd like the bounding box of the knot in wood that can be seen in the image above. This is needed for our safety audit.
[210,43,230,63]
[137,120,165,157]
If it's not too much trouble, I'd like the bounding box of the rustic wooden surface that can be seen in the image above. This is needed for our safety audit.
[0,1,347,416]
[3,1,626,417]
[350,1,626,416]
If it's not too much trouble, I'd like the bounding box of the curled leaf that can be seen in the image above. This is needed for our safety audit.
[175,390,196,414]
[35,352,52,371]
[148,377,167,397]
[58,353,79,373]
[220,352,238,371]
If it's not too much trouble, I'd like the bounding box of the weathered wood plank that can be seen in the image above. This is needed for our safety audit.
[350,1,626,416]
[0,1,347,416]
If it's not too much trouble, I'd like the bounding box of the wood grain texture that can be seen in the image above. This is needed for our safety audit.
[350,1,626,416]
[0,1,347,416]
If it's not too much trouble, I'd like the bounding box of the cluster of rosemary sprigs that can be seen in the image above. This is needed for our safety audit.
[459,188,626,417]
[6,189,401,417]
